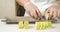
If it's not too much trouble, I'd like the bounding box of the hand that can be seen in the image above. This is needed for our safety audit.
[24,2,41,19]
[45,4,60,19]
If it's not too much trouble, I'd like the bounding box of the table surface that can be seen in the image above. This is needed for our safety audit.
[0,19,60,32]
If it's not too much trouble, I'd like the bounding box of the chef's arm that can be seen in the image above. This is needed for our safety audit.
[55,0,60,4]
[16,0,30,6]
[56,0,60,1]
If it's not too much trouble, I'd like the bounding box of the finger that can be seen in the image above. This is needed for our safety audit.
[35,7,41,18]
[52,10,58,19]
[32,9,38,19]
[48,7,55,19]
[58,10,60,17]
[29,7,34,17]
[29,11,33,17]
[50,10,53,17]
[26,9,33,17]
[45,8,50,13]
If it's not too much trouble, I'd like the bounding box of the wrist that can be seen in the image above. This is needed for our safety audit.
[23,0,31,6]
[24,2,31,8]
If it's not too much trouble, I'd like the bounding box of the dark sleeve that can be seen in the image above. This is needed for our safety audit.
[16,2,25,16]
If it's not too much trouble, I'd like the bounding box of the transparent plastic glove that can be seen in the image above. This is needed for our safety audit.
[45,4,60,19]
[24,2,41,19]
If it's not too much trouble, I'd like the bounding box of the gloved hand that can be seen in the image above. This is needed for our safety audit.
[45,4,60,19]
[24,2,41,19]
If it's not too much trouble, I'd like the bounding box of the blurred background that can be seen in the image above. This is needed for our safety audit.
[0,0,25,19]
